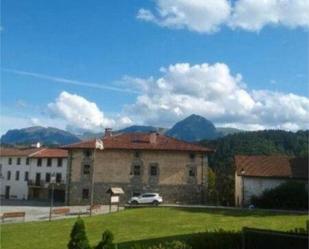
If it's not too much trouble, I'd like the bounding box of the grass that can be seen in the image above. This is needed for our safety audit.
[1,207,308,249]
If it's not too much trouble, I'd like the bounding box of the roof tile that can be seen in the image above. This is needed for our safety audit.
[62,133,212,153]
[235,155,308,179]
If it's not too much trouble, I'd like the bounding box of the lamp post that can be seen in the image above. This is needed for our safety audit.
[49,173,56,221]
[240,168,245,208]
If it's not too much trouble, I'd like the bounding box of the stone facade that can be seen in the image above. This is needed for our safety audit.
[66,149,208,205]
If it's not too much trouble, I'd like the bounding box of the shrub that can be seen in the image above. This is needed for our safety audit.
[187,229,242,249]
[94,230,115,249]
[68,218,90,249]
[131,240,191,249]
[250,181,308,210]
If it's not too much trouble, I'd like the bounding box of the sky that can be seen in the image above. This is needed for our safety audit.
[1,0,309,135]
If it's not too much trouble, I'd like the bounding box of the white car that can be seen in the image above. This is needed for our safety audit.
[129,193,163,205]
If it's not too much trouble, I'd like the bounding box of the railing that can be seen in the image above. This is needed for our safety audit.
[28,180,66,188]
[28,180,45,187]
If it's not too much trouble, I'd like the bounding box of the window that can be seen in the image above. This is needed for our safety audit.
[37,158,42,166]
[17,158,21,165]
[7,171,11,180]
[189,153,196,161]
[82,189,89,199]
[56,173,62,183]
[47,158,52,167]
[26,158,30,165]
[24,172,29,181]
[84,150,92,158]
[133,165,141,176]
[57,158,63,167]
[35,173,41,185]
[8,158,12,165]
[15,171,20,181]
[189,168,196,177]
[134,151,140,158]
[45,173,51,183]
[83,164,91,175]
[142,194,156,198]
[150,164,158,176]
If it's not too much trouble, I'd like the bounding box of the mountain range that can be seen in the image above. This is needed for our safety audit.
[0,126,80,146]
[0,114,242,145]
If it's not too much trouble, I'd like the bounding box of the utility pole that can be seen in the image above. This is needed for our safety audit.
[89,148,96,216]
[49,173,56,221]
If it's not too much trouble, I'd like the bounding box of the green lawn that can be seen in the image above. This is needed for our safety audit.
[1,207,308,249]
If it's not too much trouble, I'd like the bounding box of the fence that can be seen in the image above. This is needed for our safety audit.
[242,227,308,249]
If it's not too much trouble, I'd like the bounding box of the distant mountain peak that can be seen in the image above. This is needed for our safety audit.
[166,114,219,142]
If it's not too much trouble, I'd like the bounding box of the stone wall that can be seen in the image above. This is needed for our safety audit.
[66,149,208,205]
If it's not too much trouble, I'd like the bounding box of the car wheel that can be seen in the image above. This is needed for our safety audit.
[131,200,138,205]
[152,200,159,206]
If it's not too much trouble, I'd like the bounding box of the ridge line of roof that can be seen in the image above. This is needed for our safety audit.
[28,148,46,157]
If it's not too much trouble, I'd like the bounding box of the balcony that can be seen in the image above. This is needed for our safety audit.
[28,180,66,189]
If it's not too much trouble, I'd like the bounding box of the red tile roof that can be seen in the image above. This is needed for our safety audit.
[0,147,42,157]
[235,155,308,179]
[63,133,213,153]
[30,148,68,158]
[0,147,68,158]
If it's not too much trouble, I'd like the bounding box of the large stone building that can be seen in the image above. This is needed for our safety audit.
[0,147,68,201]
[63,130,213,205]
[234,155,308,207]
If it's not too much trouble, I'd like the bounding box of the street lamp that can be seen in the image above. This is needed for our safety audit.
[240,168,245,208]
[49,173,56,221]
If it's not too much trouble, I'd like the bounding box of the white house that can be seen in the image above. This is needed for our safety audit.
[0,147,68,201]
[234,155,308,207]
[28,148,68,201]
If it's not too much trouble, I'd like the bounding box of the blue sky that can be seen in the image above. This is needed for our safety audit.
[1,0,308,134]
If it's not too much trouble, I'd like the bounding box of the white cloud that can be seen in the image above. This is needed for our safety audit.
[137,0,231,33]
[123,62,309,130]
[48,91,115,131]
[229,0,309,31]
[137,0,309,33]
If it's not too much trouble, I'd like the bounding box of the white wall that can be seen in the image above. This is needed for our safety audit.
[0,156,67,200]
[0,156,30,199]
[235,175,287,206]
[29,158,67,185]
[243,177,288,204]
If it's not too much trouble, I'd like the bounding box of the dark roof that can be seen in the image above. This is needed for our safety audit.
[235,155,308,180]
[63,133,213,153]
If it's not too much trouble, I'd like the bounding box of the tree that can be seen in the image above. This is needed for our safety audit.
[94,230,115,249]
[207,167,218,204]
[68,218,90,249]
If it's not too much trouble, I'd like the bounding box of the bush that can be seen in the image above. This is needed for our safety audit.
[187,229,241,249]
[94,230,115,249]
[132,240,191,249]
[68,218,90,249]
[250,181,308,210]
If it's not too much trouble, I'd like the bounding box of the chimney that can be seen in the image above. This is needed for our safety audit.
[149,132,158,144]
[104,128,112,137]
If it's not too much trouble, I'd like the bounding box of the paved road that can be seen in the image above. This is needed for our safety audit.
[2,200,306,223]
[1,200,123,223]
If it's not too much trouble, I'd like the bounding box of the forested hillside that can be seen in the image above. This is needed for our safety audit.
[200,130,309,205]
